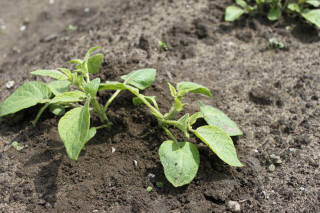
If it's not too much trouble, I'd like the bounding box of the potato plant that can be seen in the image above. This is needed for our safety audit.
[225,0,320,29]
[0,47,243,187]
[126,81,243,187]
[0,47,156,160]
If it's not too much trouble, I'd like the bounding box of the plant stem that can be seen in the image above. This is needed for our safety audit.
[32,102,50,127]
[91,97,109,123]
[104,89,121,112]
[162,127,178,144]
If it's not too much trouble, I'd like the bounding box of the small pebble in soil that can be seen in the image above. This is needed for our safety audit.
[20,25,26,31]
[289,148,296,152]
[84,8,90,13]
[147,173,155,179]
[227,200,241,212]
[5,80,15,89]
[270,154,282,164]
[133,160,138,167]
[268,164,276,172]
[111,147,116,153]
[49,0,54,4]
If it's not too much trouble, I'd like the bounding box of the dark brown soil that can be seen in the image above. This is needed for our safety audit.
[0,0,319,212]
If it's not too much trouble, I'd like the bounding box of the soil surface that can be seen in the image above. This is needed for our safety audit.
[0,0,319,212]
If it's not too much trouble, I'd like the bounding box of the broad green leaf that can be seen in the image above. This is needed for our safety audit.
[236,0,248,8]
[99,81,127,90]
[85,78,100,97]
[174,114,190,137]
[177,82,212,97]
[301,9,320,28]
[132,96,157,107]
[86,127,97,144]
[168,83,177,97]
[58,99,90,160]
[88,54,104,74]
[49,104,65,116]
[31,69,68,80]
[0,82,51,117]
[189,112,204,126]
[47,80,71,96]
[225,6,245,22]
[195,125,243,167]
[200,102,242,136]
[121,68,156,90]
[267,7,281,21]
[288,3,301,12]
[159,140,200,187]
[51,91,86,104]
[306,0,320,7]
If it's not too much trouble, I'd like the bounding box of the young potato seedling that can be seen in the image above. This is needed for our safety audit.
[125,81,243,187]
[225,0,320,30]
[0,47,156,161]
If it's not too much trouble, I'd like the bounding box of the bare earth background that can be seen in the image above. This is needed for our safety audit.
[0,0,319,212]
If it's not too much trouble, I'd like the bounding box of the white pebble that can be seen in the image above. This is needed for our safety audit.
[227,201,241,212]
[20,25,26,31]
[49,0,54,4]
[133,160,138,167]
[111,147,116,153]
[1,25,6,30]
[84,8,90,13]
[147,173,155,179]
[5,81,15,89]
[253,149,259,153]
[289,148,295,152]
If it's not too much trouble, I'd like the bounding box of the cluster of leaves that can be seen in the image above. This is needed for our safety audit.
[225,0,320,29]
[0,47,243,187]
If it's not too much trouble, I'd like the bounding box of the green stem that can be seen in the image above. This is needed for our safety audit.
[92,97,109,123]
[162,127,178,144]
[104,90,121,112]
[32,102,50,127]
[95,123,112,130]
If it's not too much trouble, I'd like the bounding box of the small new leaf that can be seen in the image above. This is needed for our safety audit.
[47,80,71,96]
[88,54,104,74]
[195,125,243,167]
[51,91,86,104]
[49,104,65,116]
[225,6,245,21]
[177,82,212,97]
[174,114,190,138]
[267,7,281,21]
[121,68,156,90]
[200,102,243,136]
[159,141,200,187]
[85,78,101,97]
[0,82,51,117]
[31,69,68,80]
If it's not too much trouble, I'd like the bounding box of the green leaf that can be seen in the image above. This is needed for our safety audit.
[31,69,68,80]
[86,127,97,144]
[121,68,156,90]
[225,6,245,22]
[301,9,320,28]
[168,83,177,97]
[68,59,83,65]
[195,125,243,167]
[99,81,127,90]
[177,82,212,97]
[0,82,51,117]
[58,99,90,160]
[174,114,190,137]
[288,3,301,12]
[267,7,281,21]
[84,78,100,97]
[49,104,65,116]
[47,80,71,96]
[306,0,320,7]
[50,91,86,104]
[57,68,72,80]
[159,140,200,187]
[236,0,248,8]
[88,54,104,74]
[189,112,204,126]
[200,102,243,136]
